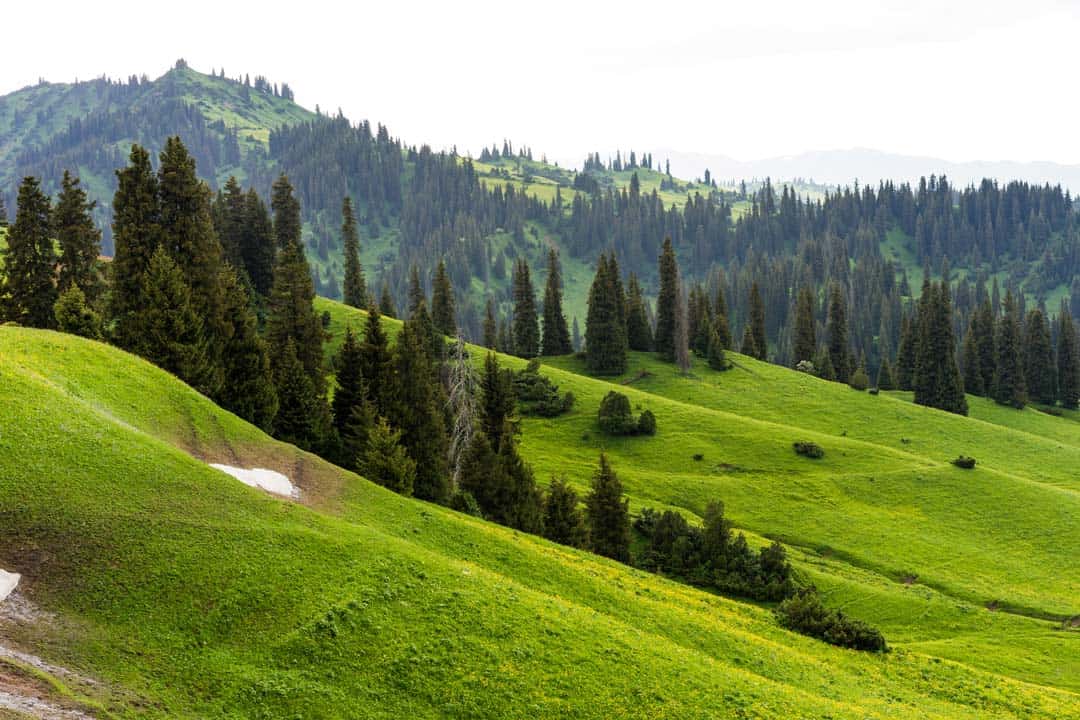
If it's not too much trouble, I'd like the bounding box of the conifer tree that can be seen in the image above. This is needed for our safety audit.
[511,258,540,358]
[655,237,679,361]
[361,418,416,496]
[913,281,967,415]
[390,313,449,503]
[973,300,997,397]
[572,316,582,352]
[333,326,369,468]
[1023,308,1056,405]
[53,284,101,339]
[793,286,816,366]
[540,247,572,355]
[994,290,1026,409]
[53,171,102,303]
[543,476,587,548]
[2,176,55,327]
[360,304,394,418]
[1057,310,1079,409]
[430,259,456,336]
[741,282,768,361]
[217,266,278,430]
[585,454,630,562]
[624,272,653,351]
[271,174,302,250]
[584,253,628,375]
[714,276,732,350]
[674,280,691,373]
[480,352,516,451]
[458,431,506,520]
[826,283,849,382]
[961,321,984,396]
[408,264,425,317]
[482,298,498,349]
[379,281,397,318]
[876,357,896,390]
[214,176,245,269]
[139,247,215,394]
[109,145,161,350]
[240,189,275,297]
[707,319,727,371]
[895,313,916,390]
[270,338,319,449]
[341,197,367,308]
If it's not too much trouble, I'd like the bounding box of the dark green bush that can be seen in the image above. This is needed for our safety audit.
[692,453,704,461]
[776,588,887,652]
[637,409,657,436]
[598,391,656,436]
[450,490,482,517]
[793,441,824,459]
[514,359,575,417]
[952,455,976,469]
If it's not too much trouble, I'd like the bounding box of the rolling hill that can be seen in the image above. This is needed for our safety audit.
[1,306,1078,717]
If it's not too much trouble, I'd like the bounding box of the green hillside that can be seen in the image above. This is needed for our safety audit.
[319,297,1080,698]
[0,315,1077,716]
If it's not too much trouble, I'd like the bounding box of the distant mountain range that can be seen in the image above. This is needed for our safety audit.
[658,147,1080,191]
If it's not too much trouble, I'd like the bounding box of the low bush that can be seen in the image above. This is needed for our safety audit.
[514,360,575,417]
[776,588,887,652]
[793,441,824,459]
[952,455,976,469]
[598,391,657,436]
[848,367,870,391]
[692,453,704,462]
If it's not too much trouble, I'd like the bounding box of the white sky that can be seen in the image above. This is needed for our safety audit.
[3,0,1078,166]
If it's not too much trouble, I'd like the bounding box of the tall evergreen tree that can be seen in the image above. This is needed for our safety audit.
[272,338,319,450]
[585,454,631,562]
[379,281,397,318]
[391,314,449,503]
[361,418,416,496]
[714,276,732,349]
[624,272,653,351]
[584,253,628,375]
[271,174,302,250]
[973,300,997,397]
[511,258,540,358]
[896,313,916,390]
[961,321,983,396]
[240,189,275,297]
[543,476,587,548]
[993,290,1026,408]
[741,282,767,361]
[2,176,55,327]
[139,247,215,394]
[430,259,456,336]
[333,326,370,469]
[217,266,277,430]
[1023,308,1056,406]
[876,357,896,390]
[53,171,102,303]
[1057,310,1079,409]
[407,264,425,317]
[793,286,816,366]
[655,237,679,361]
[826,283,849,382]
[109,145,161,350]
[540,247,572,355]
[341,196,367,308]
[480,352,516,452]
[913,281,967,415]
[214,176,246,269]
[482,298,498,349]
[360,304,394,418]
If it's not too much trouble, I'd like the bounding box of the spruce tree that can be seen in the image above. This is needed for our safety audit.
[408,264,425,316]
[241,189,275,297]
[333,326,370,469]
[53,284,101,339]
[341,197,367,308]
[379,281,397,318]
[2,176,55,327]
[139,247,215,394]
[961,321,984,396]
[482,298,498,349]
[793,286,816,366]
[361,418,416,496]
[540,247,572,355]
[109,145,161,350]
[543,476,587,548]
[54,171,102,303]
[496,422,544,533]
[826,283,849,382]
[217,265,278,431]
[876,357,896,390]
[655,237,679,361]
[270,338,318,450]
[511,258,540,358]
[214,176,245,270]
[973,300,997,397]
[1057,311,1079,409]
[390,313,449,503]
[458,431,506,520]
[360,304,394,418]
[994,290,1026,409]
[707,320,727,371]
[431,259,456,336]
[741,282,767,361]
[480,352,516,451]
[913,281,967,415]
[271,174,302,250]
[585,454,631,562]
[896,313,916,390]
[1023,308,1056,406]
[714,277,732,349]
[584,253,627,375]
[625,272,653,351]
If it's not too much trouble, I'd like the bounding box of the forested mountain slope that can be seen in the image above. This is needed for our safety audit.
[5,327,1078,717]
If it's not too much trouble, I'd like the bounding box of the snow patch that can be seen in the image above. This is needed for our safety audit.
[0,571,18,604]
[210,464,298,498]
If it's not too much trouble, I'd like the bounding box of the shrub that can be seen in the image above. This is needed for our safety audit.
[848,367,870,391]
[692,453,704,461]
[54,285,101,339]
[450,490,482,517]
[637,409,657,436]
[514,360,574,417]
[793,441,824,459]
[776,588,887,652]
[795,360,816,375]
[952,455,976,469]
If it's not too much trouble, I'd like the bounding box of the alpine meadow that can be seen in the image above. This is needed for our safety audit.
[0,10,1079,718]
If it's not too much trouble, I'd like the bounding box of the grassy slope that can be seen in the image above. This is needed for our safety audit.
[320,297,1080,696]
[1,330,1078,717]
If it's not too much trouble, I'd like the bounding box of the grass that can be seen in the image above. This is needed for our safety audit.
[2,320,1079,717]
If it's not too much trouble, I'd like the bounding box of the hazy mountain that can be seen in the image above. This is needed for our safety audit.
[659,147,1080,191]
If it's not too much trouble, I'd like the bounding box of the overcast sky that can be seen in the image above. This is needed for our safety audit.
[4,0,1078,167]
